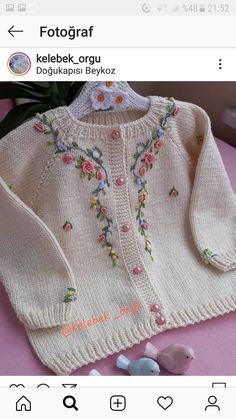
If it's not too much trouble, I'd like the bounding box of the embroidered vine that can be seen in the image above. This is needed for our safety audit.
[63,287,79,303]
[201,248,217,265]
[130,98,178,260]
[34,113,119,267]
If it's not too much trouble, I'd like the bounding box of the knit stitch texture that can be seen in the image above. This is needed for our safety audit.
[0,96,236,375]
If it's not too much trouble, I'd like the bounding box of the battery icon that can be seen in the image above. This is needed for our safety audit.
[200,5,205,12]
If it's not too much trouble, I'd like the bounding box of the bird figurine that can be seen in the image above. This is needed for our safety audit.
[144,342,195,375]
[88,369,102,376]
[116,354,160,376]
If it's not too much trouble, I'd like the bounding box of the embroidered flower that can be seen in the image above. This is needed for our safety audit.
[63,287,79,303]
[139,219,149,230]
[90,195,98,209]
[174,107,180,116]
[154,140,164,149]
[138,194,146,204]
[57,142,68,152]
[100,206,109,215]
[136,177,145,185]
[98,233,106,243]
[130,98,177,260]
[34,121,45,132]
[82,160,94,174]
[63,221,73,232]
[144,152,156,165]
[169,187,179,197]
[33,114,119,267]
[197,134,204,145]
[63,153,74,164]
[92,148,102,159]
[98,181,105,190]
[96,170,104,180]
[201,248,217,265]
[139,166,146,177]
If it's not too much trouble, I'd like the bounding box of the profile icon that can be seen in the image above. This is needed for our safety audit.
[7,52,31,75]
[205,395,220,411]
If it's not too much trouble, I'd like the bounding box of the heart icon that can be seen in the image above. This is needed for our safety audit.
[157,396,173,410]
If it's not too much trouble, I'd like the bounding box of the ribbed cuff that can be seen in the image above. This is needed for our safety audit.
[211,249,236,272]
[19,303,72,330]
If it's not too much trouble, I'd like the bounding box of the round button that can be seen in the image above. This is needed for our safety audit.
[155,315,166,325]
[150,304,161,313]
[133,265,143,275]
[121,224,131,233]
[116,176,125,186]
[111,130,121,140]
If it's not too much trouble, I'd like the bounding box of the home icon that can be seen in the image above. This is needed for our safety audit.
[16,396,31,411]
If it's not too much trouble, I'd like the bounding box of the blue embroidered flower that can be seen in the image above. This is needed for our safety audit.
[98,181,105,190]
[156,128,165,137]
[57,142,68,152]
[92,148,102,159]
[136,177,144,185]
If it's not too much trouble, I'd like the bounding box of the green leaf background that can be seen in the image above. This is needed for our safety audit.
[0,81,85,139]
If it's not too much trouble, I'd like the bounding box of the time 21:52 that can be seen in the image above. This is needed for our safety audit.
[208,4,230,13]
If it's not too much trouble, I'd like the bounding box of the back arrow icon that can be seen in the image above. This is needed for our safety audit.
[8,25,24,37]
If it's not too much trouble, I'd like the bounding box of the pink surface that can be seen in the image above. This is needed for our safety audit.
[0,118,236,375]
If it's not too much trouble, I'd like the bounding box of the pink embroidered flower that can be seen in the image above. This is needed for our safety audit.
[138,195,145,204]
[144,152,156,165]
[197,135,204,145]
[34,122,45,132]
[174,107,180,116]
[63,221,73,232]
[98,233,106,243]
[154,140,164,149]
[82,160,94,174]
[143,222,149,230]
[139,166,146,177]
[100,206,108,215]
[96,170,104,180]
[63,153,74,164]
[169,187,179,198]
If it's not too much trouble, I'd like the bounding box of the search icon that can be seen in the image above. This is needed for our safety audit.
[63,395,78,411]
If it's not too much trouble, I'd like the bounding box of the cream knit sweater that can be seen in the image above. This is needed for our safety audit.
[0,96,236,375]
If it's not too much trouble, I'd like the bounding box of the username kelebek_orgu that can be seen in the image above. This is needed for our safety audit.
[36,53,101,66]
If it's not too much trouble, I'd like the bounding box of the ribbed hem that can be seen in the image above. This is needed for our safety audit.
[28,295,236,375]
[211,250,236,272]
[20,303,72,330]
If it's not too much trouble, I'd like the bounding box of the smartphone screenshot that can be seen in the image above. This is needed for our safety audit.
[0,0,235,417]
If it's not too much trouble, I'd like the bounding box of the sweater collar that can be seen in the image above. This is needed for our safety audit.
[48,96,168,143]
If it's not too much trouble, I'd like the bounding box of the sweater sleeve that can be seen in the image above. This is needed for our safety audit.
[0,117,76,329]
[177,103,236,272]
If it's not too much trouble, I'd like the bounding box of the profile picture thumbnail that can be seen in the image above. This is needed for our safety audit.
[7,52,31,75]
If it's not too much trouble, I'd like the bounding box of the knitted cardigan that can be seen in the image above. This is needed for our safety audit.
[0,96,236,375]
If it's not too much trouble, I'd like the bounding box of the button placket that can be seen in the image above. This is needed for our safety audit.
[107,129,165,325]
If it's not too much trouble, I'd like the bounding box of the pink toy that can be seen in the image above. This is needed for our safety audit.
[144,342,195,375]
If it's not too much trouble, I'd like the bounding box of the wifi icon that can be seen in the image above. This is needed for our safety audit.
[171,5,180,12]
